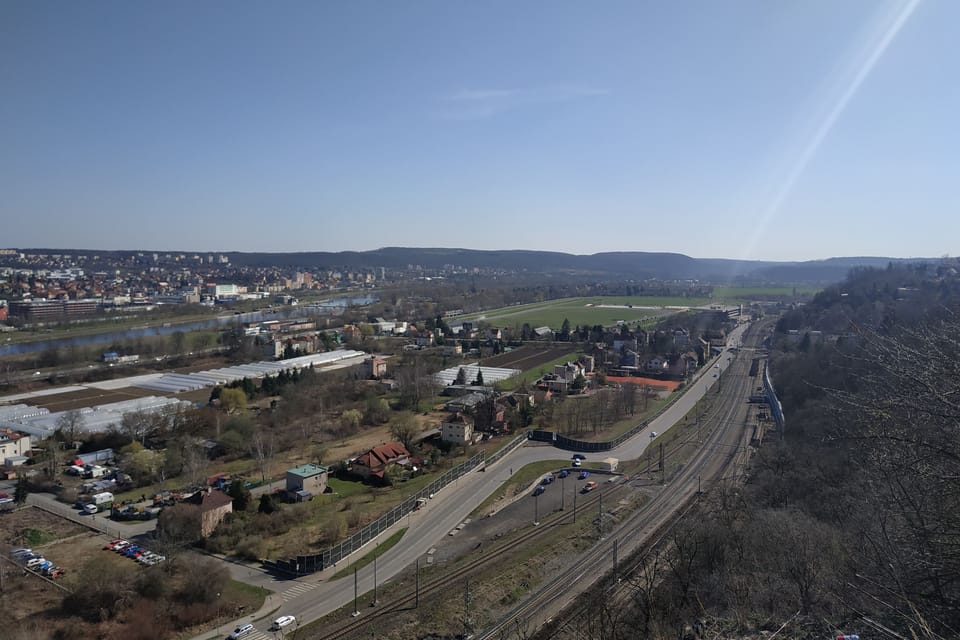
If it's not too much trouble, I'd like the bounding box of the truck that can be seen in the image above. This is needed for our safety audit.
[83,465,108,479]
[90,492,114,511]
[582,481,598,493]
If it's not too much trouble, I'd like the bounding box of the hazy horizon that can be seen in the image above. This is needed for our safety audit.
[3,1,957,261]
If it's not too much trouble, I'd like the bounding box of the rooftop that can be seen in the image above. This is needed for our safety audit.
[287,463,328,478]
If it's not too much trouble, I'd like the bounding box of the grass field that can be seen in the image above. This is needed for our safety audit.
[331,527,407,579]
[457,297,680,330]
[458,288,819,331]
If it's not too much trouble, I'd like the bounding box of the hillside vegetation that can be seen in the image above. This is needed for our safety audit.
[566,261,960,640]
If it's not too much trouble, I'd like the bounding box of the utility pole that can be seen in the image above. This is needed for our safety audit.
[534,492,540,526]
[464,580,474,639]
[415,558,420,608]
[560,473,565,510]
[573,486,577,523]
[660,444,665,485]
[598,490,604,539]
[352,567,360,617]
[613,538,619,584]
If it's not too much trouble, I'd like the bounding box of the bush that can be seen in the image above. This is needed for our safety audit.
[236,536,266,561]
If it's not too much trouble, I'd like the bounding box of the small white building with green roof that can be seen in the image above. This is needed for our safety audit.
[285,463,328,501]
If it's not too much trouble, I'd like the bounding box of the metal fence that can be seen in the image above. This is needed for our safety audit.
[762,365,785,432]
[485,433,528,466]
[526,418,650,453]
[264,452,486,576]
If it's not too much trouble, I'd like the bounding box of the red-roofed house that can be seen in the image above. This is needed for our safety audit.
[351,442,411,481]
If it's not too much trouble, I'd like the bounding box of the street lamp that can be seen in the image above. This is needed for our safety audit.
[216,592,221,637]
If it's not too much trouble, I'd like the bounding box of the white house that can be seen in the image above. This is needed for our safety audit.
[0,430,31,465]
[441,414,474,445]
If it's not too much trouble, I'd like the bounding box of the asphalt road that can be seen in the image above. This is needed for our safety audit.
[202,322,752,639]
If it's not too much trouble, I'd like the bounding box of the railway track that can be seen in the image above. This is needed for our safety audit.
[312,481,617,640]
[479,325,762,639]
[312,325,760,640]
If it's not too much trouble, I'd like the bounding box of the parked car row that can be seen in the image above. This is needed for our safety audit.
[532,465,594,497]
[103,538,166,566]
[10,547,65,579]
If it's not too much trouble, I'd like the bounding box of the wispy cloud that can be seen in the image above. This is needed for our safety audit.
[436,85,608,120]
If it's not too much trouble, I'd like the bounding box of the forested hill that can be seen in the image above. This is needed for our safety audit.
[223,248,935,284]
[691,265,960,639]
[615,261,960,640]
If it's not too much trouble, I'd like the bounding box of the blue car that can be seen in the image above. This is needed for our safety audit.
[559,469,569,478]
[578,470,590,480]
[533,485,546,496]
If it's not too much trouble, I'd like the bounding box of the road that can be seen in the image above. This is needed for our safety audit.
[486,320,761,638]
[195,322,752,639]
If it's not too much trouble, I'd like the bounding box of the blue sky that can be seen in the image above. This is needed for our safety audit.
[1,0,956,261]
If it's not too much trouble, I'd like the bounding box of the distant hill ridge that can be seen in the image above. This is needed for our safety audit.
[16,247,937,283]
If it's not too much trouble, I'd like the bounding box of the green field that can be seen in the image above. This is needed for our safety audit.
[458,288,819,331]
[458,297,688,330]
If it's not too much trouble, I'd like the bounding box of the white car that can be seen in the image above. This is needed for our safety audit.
[270,615,296,631]
[227,624,254,639]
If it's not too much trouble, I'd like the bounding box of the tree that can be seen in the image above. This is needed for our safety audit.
[258,493,279,514]
[14,473,28,505]
[228,479,252,511]
[219,387,247,413]
[178,557,229,604]
[474,368,485,386]
[55,409,85,446]
[249,431,275,484]
[455,367,468,386]
[340,409,362,434]
[156,503,201,545]
[389,412,419,451]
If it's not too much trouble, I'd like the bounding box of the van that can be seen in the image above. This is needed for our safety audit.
[270,615,296,631]
[582,481,598,493]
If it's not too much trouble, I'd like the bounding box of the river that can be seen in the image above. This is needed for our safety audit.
[0,295,377,357]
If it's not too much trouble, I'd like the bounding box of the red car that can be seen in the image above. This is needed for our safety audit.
[103,538,126,551]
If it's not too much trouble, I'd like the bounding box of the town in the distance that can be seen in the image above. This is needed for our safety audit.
[2,246,957,640]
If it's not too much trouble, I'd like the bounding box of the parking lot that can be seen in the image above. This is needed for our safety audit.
[431,465,615,564]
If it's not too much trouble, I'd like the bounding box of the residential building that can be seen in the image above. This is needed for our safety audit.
[441,414,474,445]
[187,488,234,537]
[0,430,30,465]
[351,442,411,481]
[362,356,387,379]
[285,463,328,501]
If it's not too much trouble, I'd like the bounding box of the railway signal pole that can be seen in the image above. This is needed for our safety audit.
[534,492,540,526]
[415,559,420,608]
[660,444,665,485]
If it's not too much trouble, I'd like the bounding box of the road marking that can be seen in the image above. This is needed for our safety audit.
[282,581,319,601]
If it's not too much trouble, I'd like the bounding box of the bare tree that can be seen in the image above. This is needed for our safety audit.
[250,430,275,484]
[389,411,419,451]
[56,409,85,446]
